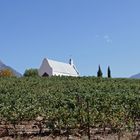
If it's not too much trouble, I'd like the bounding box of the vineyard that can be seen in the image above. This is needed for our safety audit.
[0,76,140,139]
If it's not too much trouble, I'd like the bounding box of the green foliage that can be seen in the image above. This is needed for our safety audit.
[97,65,103,77]
[23,68,39,77]
[107,66,111,78]
[0,77,139,132]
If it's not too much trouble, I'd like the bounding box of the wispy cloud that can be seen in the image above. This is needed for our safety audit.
[103,35,112,43]
[95,34,99,38]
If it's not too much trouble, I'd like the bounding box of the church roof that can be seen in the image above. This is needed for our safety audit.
[47,58,79,76]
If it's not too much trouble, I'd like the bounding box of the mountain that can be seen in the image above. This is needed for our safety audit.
[130,73,140,79]
[0,60,22,77]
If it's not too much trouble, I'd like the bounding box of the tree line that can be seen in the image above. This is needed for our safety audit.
[0,66,112,78]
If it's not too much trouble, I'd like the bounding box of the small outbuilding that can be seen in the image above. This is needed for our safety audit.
[38,58,79,77]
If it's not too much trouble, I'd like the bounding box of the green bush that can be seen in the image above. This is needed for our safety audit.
[23,69,39,77]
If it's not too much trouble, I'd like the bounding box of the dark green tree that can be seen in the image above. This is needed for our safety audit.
[24,68,39,77]
[107,66,111,78]
[97,65,103,78]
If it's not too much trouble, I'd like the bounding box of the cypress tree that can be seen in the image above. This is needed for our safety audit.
[107,66,111,78]
[97,65,103,78]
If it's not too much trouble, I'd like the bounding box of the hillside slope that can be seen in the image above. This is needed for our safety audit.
[0,60,22,77]
[130,73,140,79]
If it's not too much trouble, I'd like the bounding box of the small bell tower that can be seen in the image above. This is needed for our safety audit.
[69,58,74,66]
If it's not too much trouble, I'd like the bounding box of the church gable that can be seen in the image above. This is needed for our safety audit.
[38,58,79,77]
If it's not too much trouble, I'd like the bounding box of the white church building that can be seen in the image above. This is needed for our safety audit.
[38,58,79,77]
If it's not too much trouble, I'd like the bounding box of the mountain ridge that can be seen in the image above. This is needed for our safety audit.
[0,60,22,77]
[130,73,140,79]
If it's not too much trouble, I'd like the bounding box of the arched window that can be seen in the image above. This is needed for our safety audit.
[42,72,49,77]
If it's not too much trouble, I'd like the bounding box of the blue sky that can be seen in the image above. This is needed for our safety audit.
[0,0,140,77]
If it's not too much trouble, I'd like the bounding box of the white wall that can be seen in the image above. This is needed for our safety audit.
[38,58,52,76]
